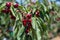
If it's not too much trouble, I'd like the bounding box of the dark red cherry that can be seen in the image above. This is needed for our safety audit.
[6,2,11,8]
[14,3,19,8]
[36,11,40,17]
[27,19,32,23]
[10,15,16,20]
[25,29,29,34]
[26,14,32,19]
[22,19,27,26]
[1,9,7,13]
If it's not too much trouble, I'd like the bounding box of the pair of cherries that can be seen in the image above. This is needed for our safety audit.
[6,2,19,8]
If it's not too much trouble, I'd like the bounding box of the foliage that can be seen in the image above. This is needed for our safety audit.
[0,0,60,40]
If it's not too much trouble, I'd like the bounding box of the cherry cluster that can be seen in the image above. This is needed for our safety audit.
[1,2,41,34]
[1,2,19,20]
[22,14,32,34]
[22,10,40,34]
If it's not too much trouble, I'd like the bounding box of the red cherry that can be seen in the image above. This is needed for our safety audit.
[14,3,19,8]
[25,29,29,34]
[6,2,11,8]
[2,9,11,14]
[27,19,32,27]
[36,11,40,17]
[26,14,32,19]
[27,26,31,29]
[22,19,27,26]
[1,9,7,13]
[28,23,32,27]
[10,15,16,20]
[27,19,32,23]
[6,9,11,13]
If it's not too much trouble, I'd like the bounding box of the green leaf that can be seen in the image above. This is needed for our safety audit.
[0,2,6,11]
[36,27,41,40]
[32,17,36,30]
[45,14,50,22]
[10,6,15,16]
[17,25,25,37]
[18,12,22,21]
[39,18,44,24]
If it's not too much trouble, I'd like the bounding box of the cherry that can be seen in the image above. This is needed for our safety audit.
[36,11,40,17]
[27,19,32,23]
[14,3,19,8]
[2,9,11,14]
[1,9,7,13]
[27,19,32,28]
[7,9,11,13]
[28,23,32,27]
[6,2,11,8]
[10,15,16,20]
[22,19,27,26]
[26,14,32,19]
[25,29,29,34]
